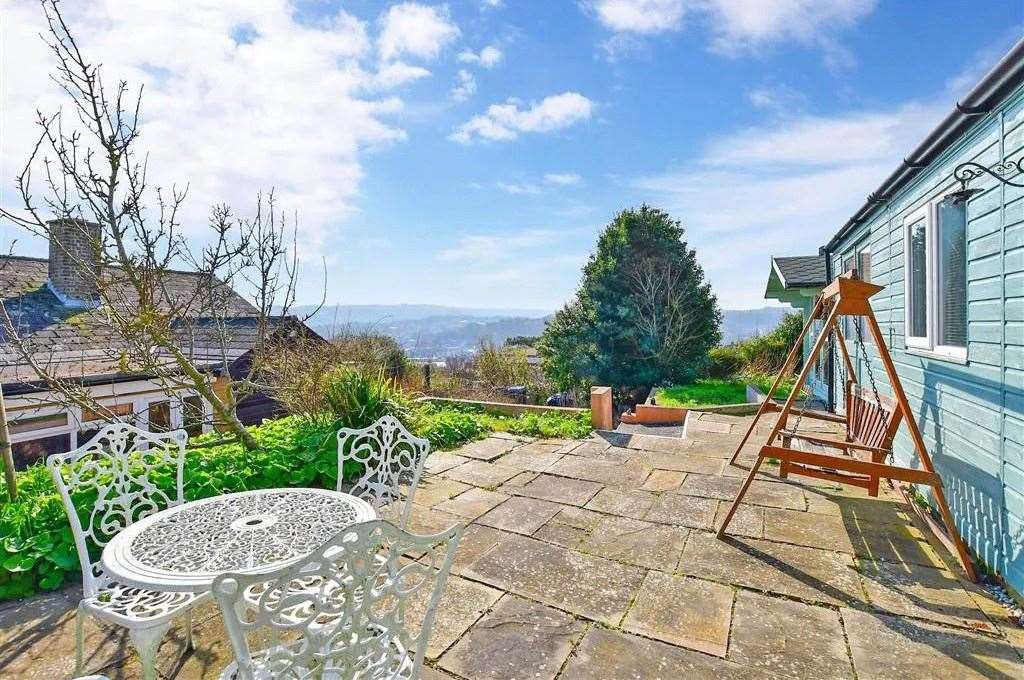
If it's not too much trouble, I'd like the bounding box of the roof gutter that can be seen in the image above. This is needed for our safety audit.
[822,37,1024,254]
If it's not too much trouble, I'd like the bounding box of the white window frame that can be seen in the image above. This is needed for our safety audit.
[902,200,968,361]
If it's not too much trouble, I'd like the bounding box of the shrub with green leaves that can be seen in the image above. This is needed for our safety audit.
[323,368,413,430]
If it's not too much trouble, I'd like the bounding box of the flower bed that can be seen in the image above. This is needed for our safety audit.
[0,404,591,600]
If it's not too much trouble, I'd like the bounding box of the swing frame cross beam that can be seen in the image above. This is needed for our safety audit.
[716,272,978,582]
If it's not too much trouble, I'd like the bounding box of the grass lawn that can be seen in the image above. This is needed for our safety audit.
[655,376,801,408]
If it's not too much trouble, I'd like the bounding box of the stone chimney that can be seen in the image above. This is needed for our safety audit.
[46,218,102,308]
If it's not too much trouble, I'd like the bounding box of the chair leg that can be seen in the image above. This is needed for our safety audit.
[74,606,86,675]
[129,623,170,680]
[184,610,194,650]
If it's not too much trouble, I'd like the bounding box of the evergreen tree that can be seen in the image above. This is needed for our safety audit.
[540,206,721,391]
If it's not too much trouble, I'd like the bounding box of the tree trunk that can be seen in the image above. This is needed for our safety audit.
[0,383,16,501]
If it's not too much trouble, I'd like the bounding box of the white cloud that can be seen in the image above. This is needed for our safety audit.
[496,181,542,195]
[377,3,460,62]
[586,0,876,60]
[458,45,503,68]
[439,229,557,261]
[634,97,947,306]
[704,0,876,54]
[450,69,477,101]
[450,92,595,143]
[544,173,582,186]
[481,0,504,8]
[588,0,686,35]
[1,0,429,258]
[372,60,432,89]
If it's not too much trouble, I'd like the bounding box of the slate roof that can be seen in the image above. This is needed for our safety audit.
[0,255,266,390]
[771,255,827,288]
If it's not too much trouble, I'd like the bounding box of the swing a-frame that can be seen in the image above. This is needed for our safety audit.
[716,271,978,582]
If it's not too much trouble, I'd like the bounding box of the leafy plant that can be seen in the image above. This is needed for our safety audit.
[323,368,413,430]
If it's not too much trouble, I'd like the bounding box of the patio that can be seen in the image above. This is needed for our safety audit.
[2,411,1023,679]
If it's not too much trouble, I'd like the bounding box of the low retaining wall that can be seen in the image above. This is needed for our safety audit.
[415,396,587,417]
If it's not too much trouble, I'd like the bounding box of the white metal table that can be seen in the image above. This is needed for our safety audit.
[102,488,376,592]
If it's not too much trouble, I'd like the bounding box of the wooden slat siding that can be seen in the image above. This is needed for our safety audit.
[824,84,1024,593]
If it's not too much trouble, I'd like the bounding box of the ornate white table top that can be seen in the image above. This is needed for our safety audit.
[101,488,376,592]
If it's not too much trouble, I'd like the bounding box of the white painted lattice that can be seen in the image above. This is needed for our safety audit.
[212,519,462,680]
[337,415,430,528]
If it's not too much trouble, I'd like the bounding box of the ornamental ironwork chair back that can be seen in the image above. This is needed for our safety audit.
[46,422,188,597]
[337,415,430,529]
[47,422,206,680]
[212,519,462,680]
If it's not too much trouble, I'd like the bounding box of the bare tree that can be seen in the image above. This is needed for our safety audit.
[627,257,703,366]
[0,0,322,449]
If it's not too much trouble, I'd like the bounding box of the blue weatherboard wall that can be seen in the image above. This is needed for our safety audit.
[826,85,1024,593]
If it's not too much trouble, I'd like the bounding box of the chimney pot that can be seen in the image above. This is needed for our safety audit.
[46,218,102,308]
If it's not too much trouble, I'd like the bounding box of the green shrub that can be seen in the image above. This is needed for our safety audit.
[411,401,592,450]
[323,368,412,430]
[707,345,744,378]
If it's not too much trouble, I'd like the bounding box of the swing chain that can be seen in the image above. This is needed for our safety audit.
[853,312,883,413]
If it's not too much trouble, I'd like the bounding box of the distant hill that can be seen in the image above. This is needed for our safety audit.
[298,304,791,359]
[720,307,790,344]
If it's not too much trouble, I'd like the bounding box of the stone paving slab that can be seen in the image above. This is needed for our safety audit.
[449,523,505,575]
[712,502,764,539]
[581,516,688,571]
[452,436,521,461]
[644,493,718,530]
[514,473,604,506]
[729,590,854,679]
[437,595,586,680]
[406,574,503,660]
[477,496,563,535]
[641,468,686,492]
[679,532,866,606]
[434,488,509,519]
[413,477,473,507]
[637,451,725,475]
[679,473,806,510]
[425,452,472,475]
[622,571,733,656]
[843,608,1024,679]
[560,627,764,680]
[583,487,656,520]
[546,455,651,487]
[463,533,644,625]
[497,446,565,473]
[859,559,996,632]
[443,460,522,488]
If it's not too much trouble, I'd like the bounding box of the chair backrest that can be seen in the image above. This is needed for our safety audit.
[337,415,430,528]
[845,382,901,450]
[46,423,188,596]
[212,519,461,680]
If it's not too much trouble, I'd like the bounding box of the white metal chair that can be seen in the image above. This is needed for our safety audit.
[337,415,431,529]
[212,519,461,680]
[47,423,209,680]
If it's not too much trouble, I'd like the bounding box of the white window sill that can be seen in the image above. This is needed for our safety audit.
[905,348,968,365]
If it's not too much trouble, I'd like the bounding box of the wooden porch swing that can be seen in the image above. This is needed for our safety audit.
[716,271,978,581]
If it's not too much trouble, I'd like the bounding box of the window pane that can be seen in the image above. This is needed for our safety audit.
[937,198,967,347]
[908,221,928,338]
[10,412,68,435]
[82,403,134,422]
[12,434,71,470]
[857,248,872,344]
[148,400,171,432]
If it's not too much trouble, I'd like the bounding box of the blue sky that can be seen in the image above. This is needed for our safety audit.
[3,1,1022,311]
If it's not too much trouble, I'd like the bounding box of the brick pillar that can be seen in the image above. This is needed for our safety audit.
[590,386,613,430]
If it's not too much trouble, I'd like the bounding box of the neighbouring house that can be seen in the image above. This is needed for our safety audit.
[0,219,315,470]
[763,255,828,401]
[808,39,1024,594]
